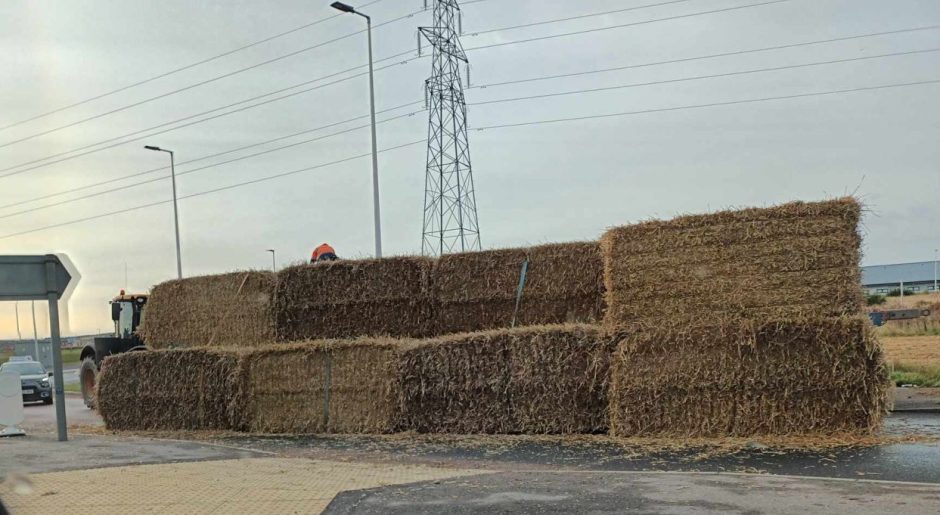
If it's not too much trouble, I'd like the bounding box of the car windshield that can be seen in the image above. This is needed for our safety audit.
[0,362,46,376]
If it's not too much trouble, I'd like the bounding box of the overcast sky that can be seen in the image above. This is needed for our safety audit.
[0,0,938,338]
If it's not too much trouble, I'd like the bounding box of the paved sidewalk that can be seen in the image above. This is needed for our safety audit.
[0,457,483,514]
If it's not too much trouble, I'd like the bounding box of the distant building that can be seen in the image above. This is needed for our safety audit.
[862,261,940,296]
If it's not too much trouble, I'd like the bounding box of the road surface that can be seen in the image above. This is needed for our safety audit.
[19,393,102,433]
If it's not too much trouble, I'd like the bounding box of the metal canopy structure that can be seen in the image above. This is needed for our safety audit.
[420,0,481,256]
[0,254,77,441]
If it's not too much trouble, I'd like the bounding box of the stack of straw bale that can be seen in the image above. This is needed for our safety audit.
[602,198,889,436]
[398,324,614,434]
[608,317,889,436]
[97,348,241,431]
[274,257,434,340]
[433,242,605,335]
[601,198,863,329]
[138,271,275,349]
[234,339,401,434]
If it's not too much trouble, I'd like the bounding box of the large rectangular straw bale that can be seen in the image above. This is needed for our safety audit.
[138,271,275,349]
[274,257,433,340]
[236,339,402,433]
[608,317,890,437]
[601,198,863,329]
[433,243,605,334]
[506,325,615,433]
[398,324,614,434]
[97,348,241,431]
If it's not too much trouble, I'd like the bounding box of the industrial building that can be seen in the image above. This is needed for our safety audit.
[862,261,940,295]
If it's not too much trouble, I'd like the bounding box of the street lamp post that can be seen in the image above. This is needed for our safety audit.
[934,248,938,293]
[144,145,183,279]
[267,249,277,272]
[330,1,382,258]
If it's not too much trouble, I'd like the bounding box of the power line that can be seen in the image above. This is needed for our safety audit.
[0,108,425,220]
[0,139,427,241]
[464,0,794,53]
[0,0,387,134]
[472,78,940,131]
[468,48,940,107]
[467,26,940,90]
[0,49,419,180]
[4,77,936,240]
[8,23,936,182]
[0,0,789,153]
[0,101,423,211]
[0,1,825,178]
[0,8,424,151]
[10,40,912,219]
[465,0,702,37]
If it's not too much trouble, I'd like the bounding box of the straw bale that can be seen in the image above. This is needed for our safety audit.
[601,198,864,329]
[398,325,614,434]
[506,325,616,433]
[274,257,434,340]
[433,243,605,334]
[97,348,241,431]
[609,317,890,437]
[138,271,275,349]
[235,339,402,434]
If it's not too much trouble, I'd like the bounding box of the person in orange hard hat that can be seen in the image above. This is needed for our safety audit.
[311,243,338,263]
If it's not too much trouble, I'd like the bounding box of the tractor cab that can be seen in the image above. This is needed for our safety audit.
[79,290,149,408]
[111,290,148,338]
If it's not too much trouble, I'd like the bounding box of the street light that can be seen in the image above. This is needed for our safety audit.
[267,249,277,272]
[934,248,938,294]
[331,1,382,258]
[144,145,183,279]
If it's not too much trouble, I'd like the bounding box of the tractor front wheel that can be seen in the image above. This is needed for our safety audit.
[79,357,98,409]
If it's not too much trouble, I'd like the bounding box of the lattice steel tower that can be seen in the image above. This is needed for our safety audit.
[420,0,481,256]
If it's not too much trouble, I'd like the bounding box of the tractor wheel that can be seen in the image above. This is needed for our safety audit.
[79,357,98,409]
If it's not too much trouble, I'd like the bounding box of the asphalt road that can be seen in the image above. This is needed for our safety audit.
[325,471,940,514]
[5,405,940,514]
[18,394,101,433]
[221,412,940,484]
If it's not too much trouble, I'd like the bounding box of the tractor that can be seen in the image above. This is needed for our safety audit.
[78,290,148,408]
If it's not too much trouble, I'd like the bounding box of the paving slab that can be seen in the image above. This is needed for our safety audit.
[0,457,482,515]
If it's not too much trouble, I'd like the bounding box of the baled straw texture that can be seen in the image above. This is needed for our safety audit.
[601,198,864,330]
[608,316,890,437]
[235,339,402,434]
[97,348,241,431]
[138,271,275,349]
[432,242,605,335]
[398,324,614,434]
[273,257,434,340]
